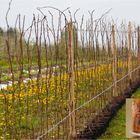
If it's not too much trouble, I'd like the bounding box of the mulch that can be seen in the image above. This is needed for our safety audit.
[77,80,140,139]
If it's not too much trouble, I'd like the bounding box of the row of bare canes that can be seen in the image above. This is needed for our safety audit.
[0,6,140,139]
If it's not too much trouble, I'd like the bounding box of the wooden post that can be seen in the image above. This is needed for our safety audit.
[68,22,76,139]
[111,25,117,96]
[128,22,132,86]
[137,26,140,78]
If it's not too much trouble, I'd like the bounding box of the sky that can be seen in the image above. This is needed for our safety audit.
[0,0,140,28]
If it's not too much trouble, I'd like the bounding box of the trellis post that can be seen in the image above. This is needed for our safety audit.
[68,22,76,139]
[112,25,117,96]
[137,26,140,78]
[128,21,132,86]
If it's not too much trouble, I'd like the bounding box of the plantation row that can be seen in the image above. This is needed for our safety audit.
[0,9,140,139]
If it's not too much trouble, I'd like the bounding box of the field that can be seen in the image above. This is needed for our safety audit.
[0,9,140,139]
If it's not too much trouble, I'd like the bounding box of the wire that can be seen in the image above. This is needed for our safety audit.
[37,64,140,139]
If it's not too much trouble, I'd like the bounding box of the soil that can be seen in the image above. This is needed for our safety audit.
[77,80,140,139]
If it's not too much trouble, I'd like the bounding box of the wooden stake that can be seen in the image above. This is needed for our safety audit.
[128,22,132,86]
[112,25,117,96]
[68,22,76,139]
[137,26,140,78]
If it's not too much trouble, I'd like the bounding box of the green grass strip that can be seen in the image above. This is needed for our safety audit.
[99,88,140,139]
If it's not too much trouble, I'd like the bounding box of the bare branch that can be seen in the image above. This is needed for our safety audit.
[6,0,13,29]
[37,6,69,24]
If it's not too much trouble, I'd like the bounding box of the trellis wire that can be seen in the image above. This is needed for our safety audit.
[37,64,140,139]
[0,7,140,139]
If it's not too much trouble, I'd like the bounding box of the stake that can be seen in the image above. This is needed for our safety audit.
[112,25,117,96]
[68,22,76,139]
[128,22,132,86]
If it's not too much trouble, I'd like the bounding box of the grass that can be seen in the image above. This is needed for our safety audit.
[99,88,140,139]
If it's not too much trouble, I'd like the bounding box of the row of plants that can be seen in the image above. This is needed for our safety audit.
[0,58,133,139]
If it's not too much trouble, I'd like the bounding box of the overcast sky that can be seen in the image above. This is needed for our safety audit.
[0,0,139,28]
